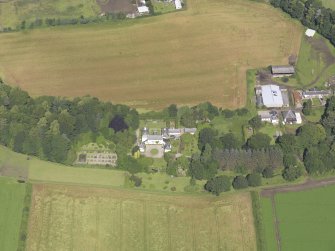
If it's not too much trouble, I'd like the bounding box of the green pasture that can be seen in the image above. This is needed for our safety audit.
[0,0,100,28]
[322,0,335,9]
[295,34,335,87]
[275,185,335,251]
[0,177,26,251]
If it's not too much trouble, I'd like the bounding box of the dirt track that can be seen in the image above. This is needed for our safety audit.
[261,177,335,197]
[261,177,335,251]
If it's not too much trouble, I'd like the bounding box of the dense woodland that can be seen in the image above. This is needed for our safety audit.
[270,0,335,46]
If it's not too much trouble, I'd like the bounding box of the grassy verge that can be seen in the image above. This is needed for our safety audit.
[260,197,278,251]
[17,183,32,251]
[246,69,257,114]
[251,191,266,251]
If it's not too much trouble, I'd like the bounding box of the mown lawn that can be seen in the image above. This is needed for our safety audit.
[0,177,26,251]
[322,0,335,10]
[275,185,335,251]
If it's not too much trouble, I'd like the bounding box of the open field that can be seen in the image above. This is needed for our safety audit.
[0,0,100,28]
[0,0,302,109]
[260,178,335,251]
[0,177,26,251]
[322,0,335,10]
[27,183,257,251]
[274,185,335,251]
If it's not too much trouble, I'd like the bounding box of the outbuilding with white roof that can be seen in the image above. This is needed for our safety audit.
[261,85,284,108]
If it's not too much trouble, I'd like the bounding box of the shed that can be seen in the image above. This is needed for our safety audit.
[305,29,316,37]
[175,0,182,9]
[138,6,149,14]
[271,65,295,77]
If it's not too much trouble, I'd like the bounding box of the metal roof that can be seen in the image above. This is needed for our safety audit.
[261,85,284,108]
[271,65,295,74]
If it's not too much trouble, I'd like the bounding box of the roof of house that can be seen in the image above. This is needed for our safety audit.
[271,65,295,74]
[175,0,182,9]
[305,29,316,37]
[168,128,183,134]
[258,111,271,119]
[282,110,296,121]
[302,90,330,96]
[293,91,302,103]
[147,135,163,141]
[261,85,284,107]
[184,128,197,133]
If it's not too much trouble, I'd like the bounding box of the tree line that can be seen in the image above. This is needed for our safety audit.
[0,81,139,166]
[270,0,335,46]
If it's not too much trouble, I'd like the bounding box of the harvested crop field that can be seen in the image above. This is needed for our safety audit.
[0,0,302,109]
[27,184,257,251]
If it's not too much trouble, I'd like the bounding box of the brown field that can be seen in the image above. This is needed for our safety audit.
[0,0,302,109]
[27,184,257,251]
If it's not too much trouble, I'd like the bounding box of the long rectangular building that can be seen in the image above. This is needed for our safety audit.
[261,85,284,108]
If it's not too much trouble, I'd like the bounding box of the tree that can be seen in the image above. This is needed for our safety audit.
[262,167,273,178]
[302,100,312,116]
[246,173,262,187]
[220,133,241,149]
[222,109,235,118]
[198,127,218,150]
[277,134,297,153]
[167,104,178,118]
[283,153,297,168]
[205,175,231,195]
[200,144,212,163]
[282,165,302,181]
[248,115,262,130]
[297,123,326,148]
[247,133,271,149]
[129,175,142,187]
[232,175,248,189]
[180,109,196,128]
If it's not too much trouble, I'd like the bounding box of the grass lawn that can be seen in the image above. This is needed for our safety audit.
[322,0,335,9]
[295,34,335,88]
[0,177,27,251]
[27,183,257,251]
[304,107,324,122]
[0,0,302,109]
[212,113,252,142]
[0,0,100,28]
[274,185,335,251]
[152,0,176,14]
[258,124,282,145]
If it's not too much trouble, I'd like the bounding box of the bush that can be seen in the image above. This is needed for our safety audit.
[232,175,248,189]
[222,109,235,118]
[262,167,273,178]
[204,175,231,195]
[246,173,262,187]
[283,154,297,168]
[282,165,302,181]
[129,174,142,187]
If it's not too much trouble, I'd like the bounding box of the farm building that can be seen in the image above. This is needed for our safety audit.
[302,89,331,99]
[175,0,182,9]
[260,85,284,108]
[271,65,295,78]
[162,127,197,139]
[282,110,302,124]
[293,91,303,108]
[305,29,316,37]
[258,110,279,125]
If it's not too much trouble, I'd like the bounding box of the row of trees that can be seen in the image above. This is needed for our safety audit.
[0,82,139,164]
[270,0,335,45]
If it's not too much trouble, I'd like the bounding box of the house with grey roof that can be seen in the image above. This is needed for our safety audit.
[302,89,331,99]
[271,65,295,78]
[258,110,279,125]
[282,110,302,124]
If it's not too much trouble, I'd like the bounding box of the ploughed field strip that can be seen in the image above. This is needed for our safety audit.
[0,0,301,109]
[27,184,257,251]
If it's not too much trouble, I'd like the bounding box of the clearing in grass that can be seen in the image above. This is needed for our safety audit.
[0,177,27,251]
[27,183,257,251]
[0,0,302,109]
